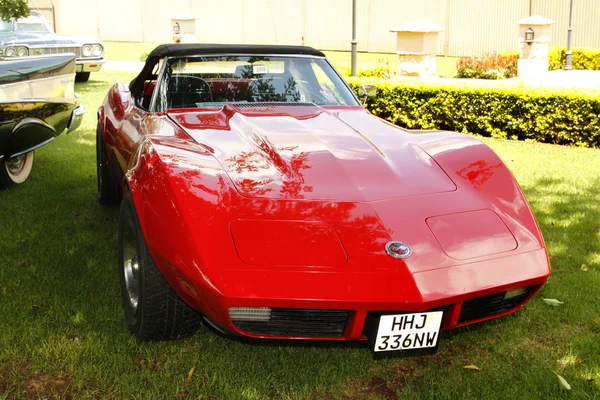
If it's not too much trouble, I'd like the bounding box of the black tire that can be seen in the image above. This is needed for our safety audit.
[118,191,202,341]
[96,123,121,205]
[0,151,34,188]
[75,72,91,83]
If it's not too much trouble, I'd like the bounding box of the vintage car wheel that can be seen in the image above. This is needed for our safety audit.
[96,124,121,205]
[75,72,91,83]
[119,191,202,340]
[0,151,34,187]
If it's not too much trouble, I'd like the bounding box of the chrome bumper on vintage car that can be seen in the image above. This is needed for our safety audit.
[66,105,85,133]
[76,59,105,73]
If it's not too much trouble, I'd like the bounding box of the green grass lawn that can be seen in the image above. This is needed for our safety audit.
[0,69,599,399]
[103,41,459,77]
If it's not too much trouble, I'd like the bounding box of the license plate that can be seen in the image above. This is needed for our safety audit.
[374,311,443,352]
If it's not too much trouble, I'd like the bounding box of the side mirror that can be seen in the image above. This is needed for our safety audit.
[357,84,377,104]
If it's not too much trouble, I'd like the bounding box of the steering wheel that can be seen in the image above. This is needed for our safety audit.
[168,75,213,107]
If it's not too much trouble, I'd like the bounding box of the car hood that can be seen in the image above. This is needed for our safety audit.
[0,32,97,46]
[169,104,456,201]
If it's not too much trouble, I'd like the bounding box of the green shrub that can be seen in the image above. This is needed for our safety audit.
[455,54,518,79]
[348,78,600,147]
[357,67,393,78]
[335,66,392,78]
[548,47,600,70]
[501,47,600,71]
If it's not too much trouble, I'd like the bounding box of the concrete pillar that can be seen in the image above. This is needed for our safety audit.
[516,15,555,78]
[390,21,444,77]
[170,13,197,44]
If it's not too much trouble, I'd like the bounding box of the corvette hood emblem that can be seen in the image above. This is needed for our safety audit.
[385,241,412,259]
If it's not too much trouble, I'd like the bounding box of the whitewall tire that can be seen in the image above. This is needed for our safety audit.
[0,151,34,187]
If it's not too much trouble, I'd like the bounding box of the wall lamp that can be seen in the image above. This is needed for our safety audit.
[525,27,535,44]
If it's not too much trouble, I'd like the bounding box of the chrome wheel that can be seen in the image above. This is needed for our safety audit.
[118,191,202,340]
[122,220,140,314]
[6,154,26,175]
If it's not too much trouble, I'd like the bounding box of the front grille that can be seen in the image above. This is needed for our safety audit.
[232,102,316,108]
[458,286,536,323]
[31,46,81,58]
[232,308,351,337]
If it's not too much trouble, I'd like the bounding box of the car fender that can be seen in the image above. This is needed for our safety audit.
[124,135,232,317]
[0,117,56,158]
[413,131,548,253]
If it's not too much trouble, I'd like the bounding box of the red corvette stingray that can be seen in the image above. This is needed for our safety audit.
[97,44,550,352]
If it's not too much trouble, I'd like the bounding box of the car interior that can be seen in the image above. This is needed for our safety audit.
[134,55,355,111]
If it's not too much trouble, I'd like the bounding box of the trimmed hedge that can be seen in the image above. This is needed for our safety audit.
[334,66,392,78]
[348,78,600,147]
[502,47,600,71]
[549,47,600,71]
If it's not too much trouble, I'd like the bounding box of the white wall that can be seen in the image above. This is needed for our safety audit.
[50,0,600,56]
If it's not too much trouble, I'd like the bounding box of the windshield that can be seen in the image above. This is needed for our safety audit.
[158,55,358,109]
[14,15,51,33]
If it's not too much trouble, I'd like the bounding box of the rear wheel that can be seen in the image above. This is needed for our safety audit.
[75,72,90,83]
[96,123,121,205]
[119,191,202,340]
[0,151,34,188]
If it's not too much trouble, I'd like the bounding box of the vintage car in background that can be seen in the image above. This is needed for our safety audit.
[0,53,83,187]
[97,44,550,353]
[0,10,104,82]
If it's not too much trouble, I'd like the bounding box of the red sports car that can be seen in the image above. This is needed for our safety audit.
[97,44,550,352]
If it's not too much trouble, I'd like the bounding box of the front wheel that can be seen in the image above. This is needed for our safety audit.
[96,123,121,205]
[0,151,34,188]
[119,191,202,341]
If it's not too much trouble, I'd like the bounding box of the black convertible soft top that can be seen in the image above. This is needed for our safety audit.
[146,43,325,59]
[129,43,325,97]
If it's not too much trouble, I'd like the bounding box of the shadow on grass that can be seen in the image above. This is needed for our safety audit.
[522,175,600,270]
[521,174,600,378]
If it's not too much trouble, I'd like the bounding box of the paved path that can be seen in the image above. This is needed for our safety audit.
[104,60,145,72]
[523,70,600,89]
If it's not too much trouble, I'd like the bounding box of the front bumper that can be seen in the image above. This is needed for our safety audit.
[76,58,105,73]
[170,248,550,341]
[66,105,85,133]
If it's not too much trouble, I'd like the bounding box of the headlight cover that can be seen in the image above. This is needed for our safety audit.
[5,47,16,57]
[82,45,92,57]
[92,44,103,57]
[229,220,348,267]
[17,46,28,57]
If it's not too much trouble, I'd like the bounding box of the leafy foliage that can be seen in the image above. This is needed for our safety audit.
[549,47,600,71]
[0,0,29,21]
[357,66,393,79]
[455,54,518,79]
[348,78,600,147]
[501,47,600,72]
